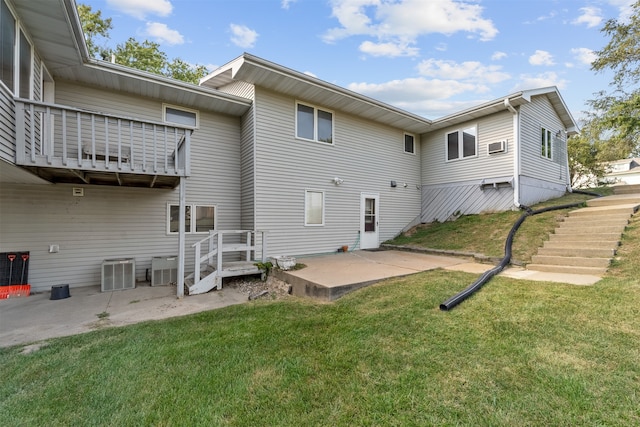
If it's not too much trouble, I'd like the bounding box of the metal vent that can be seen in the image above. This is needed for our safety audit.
[151,256,178,286]
[101,258,135,292]
[488,140,506,154]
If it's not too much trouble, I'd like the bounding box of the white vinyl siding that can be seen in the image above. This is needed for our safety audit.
[519,95,568,186]
[0,82,244,291]
[253,88,421,257]
[422,111,514,186]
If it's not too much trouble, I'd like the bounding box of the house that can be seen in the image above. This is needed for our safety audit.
[601,158,640,185]
[0,0,578,296]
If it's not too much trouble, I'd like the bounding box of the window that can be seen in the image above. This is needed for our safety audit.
[541,127,553,159]
[305,190,324,226]
[18,30,30,98]
[163,104,198,128]
[446,126,477,161]
[404,133,415,154]
[296,102,333,144]
[167,204,215,234]
[1,0,16,92]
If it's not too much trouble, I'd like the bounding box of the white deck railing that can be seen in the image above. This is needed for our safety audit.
[14,99,191,177]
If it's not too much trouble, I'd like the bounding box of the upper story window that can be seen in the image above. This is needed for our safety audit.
[446,126,477,161]
[163,104,199,128]
[1,0,16,92]
[541,127,553,159]
[404,133,415,154]
[296,101,333,144]
[18,30,30,98]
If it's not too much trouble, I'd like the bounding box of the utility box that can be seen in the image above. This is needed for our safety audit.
[151,256,178,286]
[101,258,135,292]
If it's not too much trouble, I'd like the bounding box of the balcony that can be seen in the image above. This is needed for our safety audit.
[14,99,191,188]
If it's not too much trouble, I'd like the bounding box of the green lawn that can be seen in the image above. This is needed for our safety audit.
[1,190,639,426]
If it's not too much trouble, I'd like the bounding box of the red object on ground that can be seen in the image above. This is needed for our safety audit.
[0,284,30,299]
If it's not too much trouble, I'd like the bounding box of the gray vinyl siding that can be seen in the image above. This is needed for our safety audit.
[421,110,514,185]
[252,88,421,257]
[519,95,569,186]
[0,84,15,163]
[420,110,515,222]
[240,105,256,231]
[218,81,255,100]
[0,81,244,291]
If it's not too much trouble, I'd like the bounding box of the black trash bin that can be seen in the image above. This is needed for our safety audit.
[50,284,70,300]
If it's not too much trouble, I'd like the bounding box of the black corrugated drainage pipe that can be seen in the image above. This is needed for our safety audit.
[439,190,602,311]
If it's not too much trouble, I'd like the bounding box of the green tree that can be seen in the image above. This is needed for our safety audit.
[77,4,112,59]
[588,0,640,158]
[77,4,208,84]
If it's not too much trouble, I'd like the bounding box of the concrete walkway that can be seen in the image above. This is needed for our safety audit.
[1,250,603,349]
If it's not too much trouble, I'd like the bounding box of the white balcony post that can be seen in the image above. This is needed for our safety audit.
[177,176,186,299]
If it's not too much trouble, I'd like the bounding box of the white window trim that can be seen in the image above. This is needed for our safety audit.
[295,101,334,145]
[166,203,216,235]
[541,126,553,160]
[445,125,478,162]
[304,189,325,227]
[163,103,199,129]
[404,133,416,155]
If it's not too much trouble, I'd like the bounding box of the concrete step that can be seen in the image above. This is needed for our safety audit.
[547,233,621,243]
[560,214,630,226]
[543,239,619,250]
[527,264,608,275]
[531,255,610,268]
[612,184,640,195]
[554,224,627,234]
[537,247,616,258]
[569,204,638,217]
[586,195,640,207]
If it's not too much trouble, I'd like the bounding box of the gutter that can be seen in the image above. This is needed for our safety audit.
[504,98,521,207]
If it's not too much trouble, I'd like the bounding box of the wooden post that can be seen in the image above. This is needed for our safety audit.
[177,177,186,299]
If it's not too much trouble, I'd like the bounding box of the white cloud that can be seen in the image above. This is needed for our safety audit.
[491,51,507,61]
[572,6,603,28]
[513,72,568,91]
[323,0,498,58]
[529,50,555,66]
[608,0,636,21]
[145,22,184,45]
[349,78,481,104]
[281,0,297,9]
[229,24,259,49]
[417,59,510,84]
[107,0,172,20]
[571,47,597,66]
[359,41,419,57]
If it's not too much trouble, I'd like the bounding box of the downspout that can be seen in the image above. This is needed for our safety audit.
[504,98,520,207]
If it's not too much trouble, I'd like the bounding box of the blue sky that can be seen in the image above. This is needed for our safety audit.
[79,0,636,122]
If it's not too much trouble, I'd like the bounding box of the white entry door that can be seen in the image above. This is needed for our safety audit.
[360,193,380,249]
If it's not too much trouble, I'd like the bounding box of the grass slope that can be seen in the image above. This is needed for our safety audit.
[1,189,638,426]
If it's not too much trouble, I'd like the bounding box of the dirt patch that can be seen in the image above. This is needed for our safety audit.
[225,275,292,301]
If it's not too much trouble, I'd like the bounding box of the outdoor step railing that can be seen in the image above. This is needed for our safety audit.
[14,99,191,177]
[191,230,268,284]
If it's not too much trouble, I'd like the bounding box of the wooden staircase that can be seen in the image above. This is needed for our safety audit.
[527,185,640,276]
[185,230,268,295]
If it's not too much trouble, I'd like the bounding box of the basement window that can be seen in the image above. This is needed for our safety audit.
[167,204,215,234]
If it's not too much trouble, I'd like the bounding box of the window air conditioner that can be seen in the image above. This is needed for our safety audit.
[101,258,135,292]
[488,140,507,154]
[151,256,178,286]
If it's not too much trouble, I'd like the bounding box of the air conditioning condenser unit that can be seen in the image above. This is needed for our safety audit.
[101,258,135,292]
[151,256,178,286]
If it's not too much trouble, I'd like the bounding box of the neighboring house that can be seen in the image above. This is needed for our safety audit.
[0,0,578,295]
[601,158,640,185]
